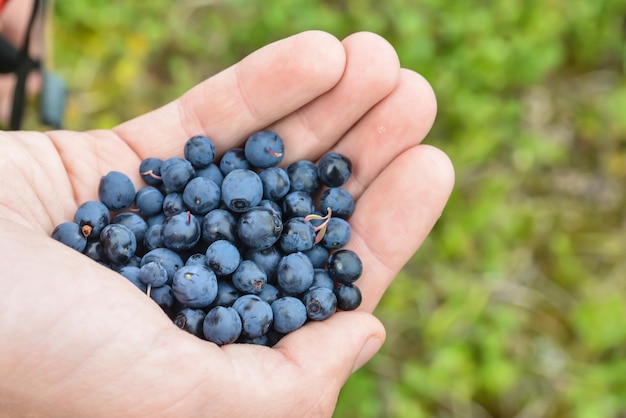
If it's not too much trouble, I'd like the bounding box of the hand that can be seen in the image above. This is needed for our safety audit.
[0,31,453,417]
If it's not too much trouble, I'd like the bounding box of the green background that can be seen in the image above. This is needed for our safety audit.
[31,1,626,416]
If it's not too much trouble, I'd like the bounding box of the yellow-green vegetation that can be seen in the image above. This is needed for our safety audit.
[40,1,626,416]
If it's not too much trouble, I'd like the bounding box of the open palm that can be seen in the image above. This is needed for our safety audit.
[0,31,453,418]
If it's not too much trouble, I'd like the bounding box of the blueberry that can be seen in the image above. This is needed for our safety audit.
[327,249,363,285]
[211,280,241,307]
[244,130,284,168]
[100,223,137,264]
[219,148,250,175]
[237,207,283,250]
[149,284,177,316]
[160,157,195,193]
[257,199,282,219]
[138,261,169,288]
[141,248,184,284]
[185,253,207,267]
[51,221,88,252]
[319,187,355,219]
[310,268,335,291]
[205,239,241,276]
[139,157,163,186]
[84,240,105,262]
[232,294,273,339]
[286,160,319,195]
[194,163,224,187]
[244,245,283,283]
[334,284,362,311]
[258,283,281,305]
[302,244,329,269]
[162,211,201,251]
[259,166,290,201]
[281,191,315,220]
[174,308,207,338]
[320,217,351,250]
[172,264,218,308]
[184,135,216,168]
[201,208,238,244]
[203,306,242,345]
[134,186,165,216]
[74,200,110,238]
[143,224,164,252]
[146,213,166,228]
[303,287,337,321]
[276,252,314,295]
[232,260,267,295]
[221,169,263,212]
[317,151,352,188]
[162,192,186,217]
[98,171,136,211]
[279,217,315,253]
[271,296,307,334]
[112,212,149,244]
[182,176,221,216]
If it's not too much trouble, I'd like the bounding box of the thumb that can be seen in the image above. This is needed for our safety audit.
[275,310,385,391]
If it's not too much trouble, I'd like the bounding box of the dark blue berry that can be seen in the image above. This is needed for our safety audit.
[286,160,319,195]
[244,245,283,283]
[182,177,221,216]
[334,284,362,311]
[160,157,195,193]
[162,211,201,251]
[303,287,337,321]
[232,294,273,339]
[134,186,165,216]
[100,223,137,264]
[317,151,352,188]
[139,157,163,186]
[281,191,315,220]
[171,264,218,308]
[185,253,207,267]
[203,306,242,345]
[143,224,164,252]
[138,261,169,288]
[319,187,355,219]
[112,211,148,243]
[51,221,88,252]
[232,260,267,294]
[201,208,237,244]
[211,280,241,307]
[174,308,207,338]
[221,169,263,212]
[237,207,283,250]
[149,284,176,316]
[310,268,335,291]
[219,148,250,175]
[303,245,329,269]
[259,166,290,201]
[327,249,362,285]
[162,192,186,217]
[141,248,184,283]
[98,171,136,211]
[184,135,216,168]
[320,217,351,250]
[277,252,314,295]
[271,296,307,334]
[258,283,281,305]
[244,130,284,168]
[74,201,110,238]
[205,239,241,276]
[194,163,224,187]
[118,266,146,292]
[279,217,315,253]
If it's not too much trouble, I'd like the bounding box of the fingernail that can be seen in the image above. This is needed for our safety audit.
[352,336,383,372]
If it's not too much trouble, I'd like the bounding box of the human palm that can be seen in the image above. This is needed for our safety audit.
[0,31,453,417]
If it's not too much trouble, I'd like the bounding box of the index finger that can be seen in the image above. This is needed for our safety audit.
[113,31,347,159]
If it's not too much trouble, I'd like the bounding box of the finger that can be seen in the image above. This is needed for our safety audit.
[268,31,401,163]
[347,144,455,312]
[113,30,347,159]
[334,69,437,199]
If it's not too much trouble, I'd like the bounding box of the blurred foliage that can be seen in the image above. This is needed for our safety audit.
[34,0,626,416]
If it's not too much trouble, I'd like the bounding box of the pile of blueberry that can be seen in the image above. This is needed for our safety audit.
[51,131,363,346]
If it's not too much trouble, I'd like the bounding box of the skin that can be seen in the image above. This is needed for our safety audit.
[0,31,454,417]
